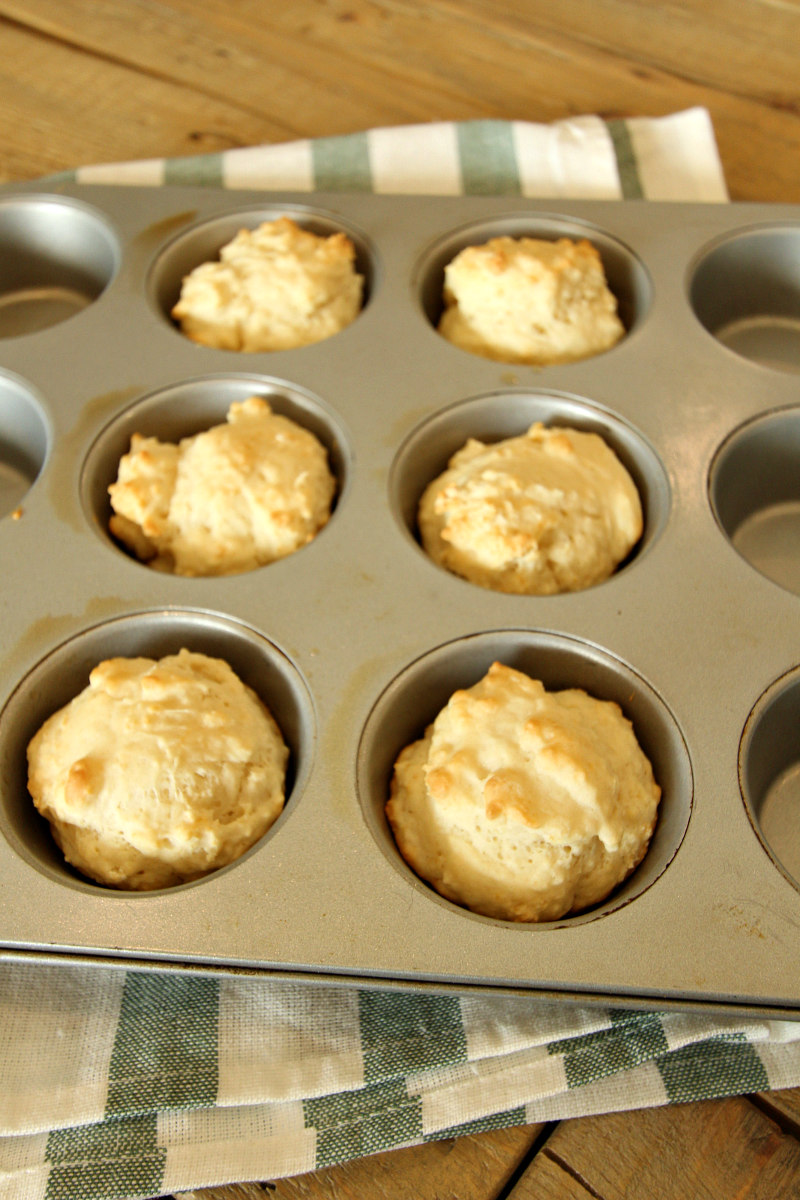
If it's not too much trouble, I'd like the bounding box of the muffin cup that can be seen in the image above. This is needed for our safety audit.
[81,373,351,567]
[709,407,800,596]
[739,667,800,893]
[689,224,800,372]
[414,212,651,345]
[356,630,692,926]
[0,370,49,518]
[0,610,314,891]
[0,195,119,338]
[147,203,377,344]
[389,387,669,586]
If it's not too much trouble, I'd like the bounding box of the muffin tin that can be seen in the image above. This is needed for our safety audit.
[0,183,799,1018]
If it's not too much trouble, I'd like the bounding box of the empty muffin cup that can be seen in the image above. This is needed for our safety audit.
[690,225,800,372]
[356,630,692,925]
[740,667,800,892]
[389,388,669,590]
[0,372,49,518]
[0,611,314,890]
[0,196,119,338]
[709,408,800,596]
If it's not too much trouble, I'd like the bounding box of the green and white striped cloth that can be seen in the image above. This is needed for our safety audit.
[2,965,800,1199]
[57,108,727,201]
[5,109,797,1200]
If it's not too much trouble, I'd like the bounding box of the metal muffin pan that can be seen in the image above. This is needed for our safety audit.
[0,184,799,1018]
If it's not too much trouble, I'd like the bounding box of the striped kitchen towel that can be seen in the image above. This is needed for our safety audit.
[53,108,728,202]
[0,964,798,1200]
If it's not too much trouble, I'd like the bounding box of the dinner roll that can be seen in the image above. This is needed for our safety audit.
[172,216,363,351]
[27,649,289,890]
[438,235,624,364]
[108,396,335,576]
[417,421,642,594]
[386,662,660,922]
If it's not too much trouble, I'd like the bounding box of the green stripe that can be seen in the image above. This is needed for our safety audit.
[457,120,522,195]
[45,1114,166,1200]
[105,972,219,1115]
[358,990,468,1084]
[312,132,372,191]
[554,1012,669,1089]
[304,1078,424,1169]
[40,169,79,186]
[164,152,224,187]
[606,119,644,198]
[302,989,469,1167]
[657,1037,770,1103]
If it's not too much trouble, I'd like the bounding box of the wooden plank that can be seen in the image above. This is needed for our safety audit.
[235,0,800,202]
[1,0,800,199]
[510,1096,800,1199]
[172,1123,544,1200]
[434,0,800,104]
[506,1149,596,1199]
[0,2,475,180]
[0,0,778,119]
[0,0,485,139]
[755,1085,800,1138]
[142,0,800,203]
[0,20,292,180]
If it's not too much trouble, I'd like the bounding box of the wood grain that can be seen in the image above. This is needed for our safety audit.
[513,1097,800,1200]
[755,1087,800,1138]
[1,0,800,198]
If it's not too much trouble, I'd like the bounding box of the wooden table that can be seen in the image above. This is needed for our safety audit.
[2,3,800,1197]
